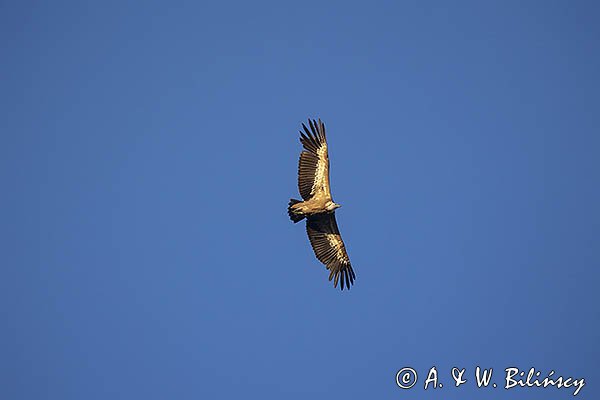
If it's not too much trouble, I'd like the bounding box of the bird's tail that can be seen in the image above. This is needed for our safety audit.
[288,199,305,223]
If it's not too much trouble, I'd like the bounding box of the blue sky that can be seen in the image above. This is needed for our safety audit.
[2,1,599,399]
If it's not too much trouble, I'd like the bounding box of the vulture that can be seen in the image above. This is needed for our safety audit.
[287,118,356,290]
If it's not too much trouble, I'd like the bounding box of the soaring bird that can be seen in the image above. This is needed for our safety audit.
[287,118,355,290]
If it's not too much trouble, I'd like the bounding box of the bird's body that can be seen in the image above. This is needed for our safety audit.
[289,197,338,218]
[287,119,355,290]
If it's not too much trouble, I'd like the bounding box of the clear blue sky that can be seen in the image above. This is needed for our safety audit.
[2,1,599,399]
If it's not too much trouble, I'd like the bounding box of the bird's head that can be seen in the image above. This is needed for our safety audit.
[326,202,342,211]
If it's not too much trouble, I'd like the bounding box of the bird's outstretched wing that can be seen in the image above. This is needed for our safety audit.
[297,119,331,201]
[306,213,355,290]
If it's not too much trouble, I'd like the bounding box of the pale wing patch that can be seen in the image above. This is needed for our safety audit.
[325,232,349,263]
[311,143,329,196]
